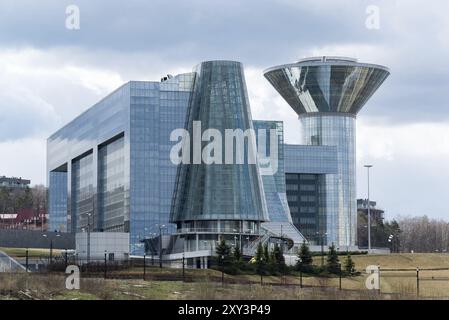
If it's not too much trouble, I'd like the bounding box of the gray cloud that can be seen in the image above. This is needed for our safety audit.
[0,0,448,219]
[1,0,447,124]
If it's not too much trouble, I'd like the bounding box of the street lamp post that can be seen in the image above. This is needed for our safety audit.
[388,234,394,253]
[143,252,146,281]
[364,165,373,252]
[221,255,225,285]
[316,232,327,267]
[280,224,284,252]
[80,212,93,264]
[86,213,92,263]
[43,234,60,265]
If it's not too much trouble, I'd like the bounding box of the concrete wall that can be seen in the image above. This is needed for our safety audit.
[0,230,75,249]
[76,232,129,261]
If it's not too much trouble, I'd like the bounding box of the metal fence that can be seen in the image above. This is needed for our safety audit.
[3,256,449,299]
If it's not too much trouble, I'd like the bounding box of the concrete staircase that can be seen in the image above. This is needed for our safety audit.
[242,222,307,256]
[261,222,307,246]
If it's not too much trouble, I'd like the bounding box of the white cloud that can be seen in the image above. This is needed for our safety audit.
[0,138,46,185]
[0,48,125,131]
[356,118,449,219]
[245,66,302,144]
[357,120,449,161]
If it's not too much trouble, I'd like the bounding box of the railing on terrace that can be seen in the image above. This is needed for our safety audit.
[176,228,260,235]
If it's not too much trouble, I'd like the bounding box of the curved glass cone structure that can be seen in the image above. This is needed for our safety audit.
[171,61,269,252]
[264,57,390,247]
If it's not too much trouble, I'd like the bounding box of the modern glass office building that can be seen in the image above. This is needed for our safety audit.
[284,144,338,244]
[48,56,389,256]
[170,61,269,253]
[264,56,390,247]
[47,74,195,255]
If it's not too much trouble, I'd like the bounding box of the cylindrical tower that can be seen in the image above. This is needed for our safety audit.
[264,56,390,248]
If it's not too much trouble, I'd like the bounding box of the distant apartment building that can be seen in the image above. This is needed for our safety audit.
[357,199,385,227]
[0,176,30,189]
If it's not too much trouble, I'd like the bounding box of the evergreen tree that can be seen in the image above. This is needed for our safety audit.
[233,246,242,262]
[216,239,232,268]
[263,243,270,263]
[273,243,286,274]
[297,241,313,273]
[326,243,341,274]
[344,254,355,275]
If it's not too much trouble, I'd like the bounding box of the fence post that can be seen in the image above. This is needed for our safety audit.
[182,254,185,282]
[25,249,29,272]
[104,251,107,279]
[339,264,342,291]
[143,254,146,281]
[416,267,420,298]
[378,265,381,295]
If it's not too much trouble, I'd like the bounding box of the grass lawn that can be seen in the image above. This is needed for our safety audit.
[3,253,449,299]
[0,247,60,258]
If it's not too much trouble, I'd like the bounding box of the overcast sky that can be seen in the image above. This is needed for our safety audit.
[0,0,448,220]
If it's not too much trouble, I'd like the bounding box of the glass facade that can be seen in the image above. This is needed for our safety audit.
[284,144,338,175]
[263,57,390,116]
[301,114,356,246]
[48,167,68,232]
[71,152,94,233]
[170,61,269,253]
[48,57,389,255]
[128,76,194,254]
[264,57,390,248]
[285,173,324,244]
[253,120,291,223]
[171,61,268,224]
[47,74,195,255]
[98,134,125,232]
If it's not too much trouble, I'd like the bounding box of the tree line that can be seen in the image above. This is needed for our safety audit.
[397,216,449,253]
[358,213,449,253]
[0,185,47,226]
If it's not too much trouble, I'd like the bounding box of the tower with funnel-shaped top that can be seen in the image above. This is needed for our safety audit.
[264,56,390,248]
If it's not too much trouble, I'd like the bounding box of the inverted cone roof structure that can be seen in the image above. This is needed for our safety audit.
[263,56,390,116]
